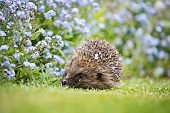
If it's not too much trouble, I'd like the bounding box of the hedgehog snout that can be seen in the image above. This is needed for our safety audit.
[62,79,67,86]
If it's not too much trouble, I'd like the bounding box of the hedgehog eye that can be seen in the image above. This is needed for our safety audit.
[97,73,103,79]
[74,73,86,83]
[76,73,85,78]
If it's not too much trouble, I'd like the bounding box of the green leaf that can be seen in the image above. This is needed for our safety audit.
[31,32,40,40]
[57,48,66,60]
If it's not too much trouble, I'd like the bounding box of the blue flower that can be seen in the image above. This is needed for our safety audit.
[1,60,10,67]
[45,66,60,76]
[17,10,26,18]
[54,19,62,27]
[25,40,32,47]
[38,28,47,36]
[147,55,154,62]
[6,21,14,29]
[155,67,164,77]
[135,13,149,25]
[167,68,170,77]
[24,46,36,53]
[45,63,53,68]
[38,5,45,13]
[13,52,20,61]
[45,37,52,43]
[74,18,86,26]
[142,2,156,15]
[2,0,11,5]
[23,61,37,69]
[53,55,65,64]
[46,0,54,7]
[98,23,106,29]
[53,71,61,76]
[31,51,40,59]
[52,35,64,47]
[0,30,6,36]
[24,32,32,38]
[136,28,143,38]
[47,31,53,36]
[82,26,89,34]
[39,40,47,47]
[155,26,162,32]
[10,63,16,68]
[92,2,100,12]
[158,50,166,59]
[142,34,159,46]
[15,36,22,43]
[44,10,56,19]
[130,1,142,12]
[71,8,79,14]
[61,21,69,28]
[125,58,132,65]
[45,52,52,59]
[0,45,9,51]
[4,68,15,79]
[78,0,89,6]
[0,11,5,22]
[23,61,30,67]
[26,2,37,10]
[60,9,72,20]
[52,67,60,76]
[60,68,65,76]
[28,23,32,30]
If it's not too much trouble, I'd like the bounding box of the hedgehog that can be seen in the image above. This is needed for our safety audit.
[61,39,123,89]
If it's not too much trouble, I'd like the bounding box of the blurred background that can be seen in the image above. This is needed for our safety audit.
[85,0,170,78]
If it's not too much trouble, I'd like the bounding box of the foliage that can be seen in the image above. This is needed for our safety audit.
[0,0,99,83]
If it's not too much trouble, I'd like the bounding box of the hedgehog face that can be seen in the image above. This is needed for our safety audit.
[61,55,113,89]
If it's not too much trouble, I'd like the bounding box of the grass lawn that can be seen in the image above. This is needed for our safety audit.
[0,78,170,113]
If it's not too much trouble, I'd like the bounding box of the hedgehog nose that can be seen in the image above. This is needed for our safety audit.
[62,80,67,86]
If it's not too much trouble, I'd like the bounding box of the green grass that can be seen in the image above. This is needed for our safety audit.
[0,78,170,113]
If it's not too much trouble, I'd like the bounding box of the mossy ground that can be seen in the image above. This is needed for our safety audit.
[0,78,170,113]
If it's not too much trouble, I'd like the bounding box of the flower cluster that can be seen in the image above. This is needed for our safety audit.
[0,0,38,79]
[0,0,99,81]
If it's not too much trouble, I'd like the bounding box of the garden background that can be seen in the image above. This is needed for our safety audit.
[0,0,170,113]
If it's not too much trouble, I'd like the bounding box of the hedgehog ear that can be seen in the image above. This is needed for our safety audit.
[97,73,103,79]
